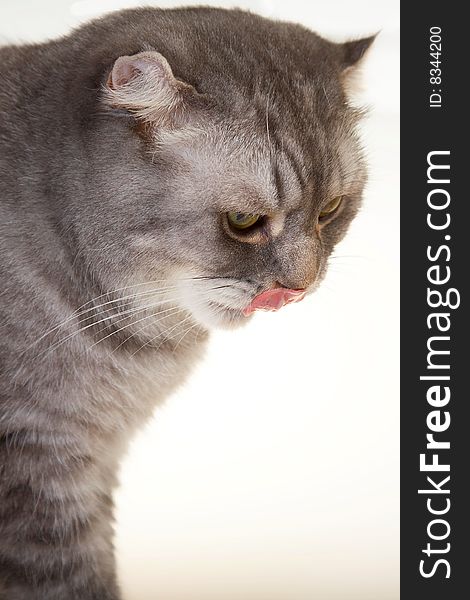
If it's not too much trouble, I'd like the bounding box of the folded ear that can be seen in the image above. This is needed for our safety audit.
[339,35,377,70]
[103,51,196,127]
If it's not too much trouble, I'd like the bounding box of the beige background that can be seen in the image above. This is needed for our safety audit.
[0,1,400,598]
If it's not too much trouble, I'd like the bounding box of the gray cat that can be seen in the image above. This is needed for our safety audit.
[0,7,373,599]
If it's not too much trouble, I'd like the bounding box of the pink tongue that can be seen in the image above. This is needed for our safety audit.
[243,288,306,316]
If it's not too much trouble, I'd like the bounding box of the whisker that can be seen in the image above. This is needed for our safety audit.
[38,298,176,359]
[172,322,201,354]
[130,313,194,357]
[109,286,221,352]
[71,278,191,315]
[72,287,182,331]
[23,282,190,354]
[28,275,243,366]
[40,297,185,358]
[127,287,223,357]
[89,304,185,351]
[43,281,225,359]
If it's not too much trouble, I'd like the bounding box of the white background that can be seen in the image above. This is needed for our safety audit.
[0,2,399,599]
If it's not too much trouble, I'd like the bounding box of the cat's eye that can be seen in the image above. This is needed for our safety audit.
[319,196,343,221]
[227,212,261,231]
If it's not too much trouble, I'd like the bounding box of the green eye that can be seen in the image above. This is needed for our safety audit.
[227,212,260,230]
[319,196,343,220]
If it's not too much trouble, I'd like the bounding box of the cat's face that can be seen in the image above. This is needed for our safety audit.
[93,15,374,330]
[136,114,365,330]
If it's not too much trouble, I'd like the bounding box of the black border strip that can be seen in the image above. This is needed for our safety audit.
[400,4,468,599]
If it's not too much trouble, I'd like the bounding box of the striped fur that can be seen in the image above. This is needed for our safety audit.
[0,7,372,598]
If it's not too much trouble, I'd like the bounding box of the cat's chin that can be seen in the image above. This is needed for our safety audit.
[186,301,251,331]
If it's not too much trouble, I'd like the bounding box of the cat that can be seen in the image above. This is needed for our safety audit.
[0,6,374,599]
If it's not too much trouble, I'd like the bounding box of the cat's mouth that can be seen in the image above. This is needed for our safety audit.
[204,287,307,328]
[176,276,308,330]
[242,287,306,316]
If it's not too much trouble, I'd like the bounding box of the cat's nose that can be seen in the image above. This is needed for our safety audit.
[242,286,306,316]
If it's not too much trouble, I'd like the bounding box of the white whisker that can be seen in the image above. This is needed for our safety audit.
[23,280,196,355]
[172,322,201,354]
[41,297,183,358]
[89,304,185,352]
[130,313,194,357]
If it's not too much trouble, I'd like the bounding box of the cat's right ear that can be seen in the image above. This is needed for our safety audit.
[337,34,377,96]
[103,51,199,128]
[339,35,377,71]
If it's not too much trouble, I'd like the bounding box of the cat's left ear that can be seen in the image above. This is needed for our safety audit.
[102,50,200,128]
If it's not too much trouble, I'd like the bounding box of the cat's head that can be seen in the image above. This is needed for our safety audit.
[91,10,374,330]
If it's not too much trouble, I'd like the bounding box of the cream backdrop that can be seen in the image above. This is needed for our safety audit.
[0,1,400,599]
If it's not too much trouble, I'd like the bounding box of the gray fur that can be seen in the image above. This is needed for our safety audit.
[0,7,372,599]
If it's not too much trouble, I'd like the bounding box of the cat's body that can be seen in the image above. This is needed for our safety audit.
[0,7,372,599]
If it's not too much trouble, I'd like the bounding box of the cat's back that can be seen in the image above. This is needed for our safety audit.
[0,42,54,131]
[0,44,31,167]
[0,41,64,208]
